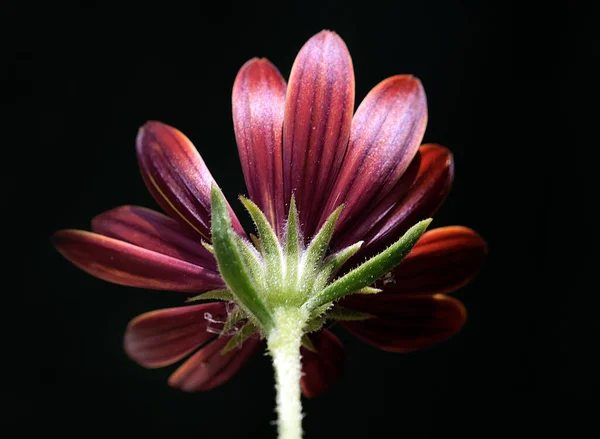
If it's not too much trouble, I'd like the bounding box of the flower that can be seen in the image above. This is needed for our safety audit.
[53,30,486,398]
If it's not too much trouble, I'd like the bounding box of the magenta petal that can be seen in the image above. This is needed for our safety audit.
[124,302,227,368]
[136,121,244,240]
[300,329,344,398]
[168,335,262,392]
[92,205,217,270]
[283,30,355,239]
[233,58,287,235]
[53,230,224,292]
[342,295,466,353]
[319,75,427,234]
[334,144,453,259]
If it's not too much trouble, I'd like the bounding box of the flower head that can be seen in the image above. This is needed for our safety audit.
[53,30,486,399]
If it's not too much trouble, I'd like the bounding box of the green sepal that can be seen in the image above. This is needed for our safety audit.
[301,334,317,352]
[306,219,432,309]
[222,323,259,354]
[309,303,332,320]
[240,196,283,273]
[210,185,274,331]
[304,314,328,333]
[304,205,343,269]
[321,240,363,279]
[285,196,301,283]
[326,305,372,321]
[234,234,265,285]
[185,289,233,303]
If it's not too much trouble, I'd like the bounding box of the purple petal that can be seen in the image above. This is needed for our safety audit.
[233,58,287,235]
[92,205,217,270]
[283,30,355,239]
[136,121,244,240]
[53,230,224,292]
[318,75,427,235]
[124,302,227,368]
[168,335,262,392]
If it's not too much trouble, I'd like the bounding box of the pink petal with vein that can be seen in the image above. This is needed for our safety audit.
[92,205,217,270]
[334,144,453,260]
[233,58,287,235]
[53,230,224,292]
[124,302,227,368]
[319,75,427,234]
[283,30,355,239]
[136,121,243,240]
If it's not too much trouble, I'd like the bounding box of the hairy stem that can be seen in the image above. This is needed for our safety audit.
[267,307,309,439]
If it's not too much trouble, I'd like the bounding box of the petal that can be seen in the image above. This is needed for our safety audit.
[300,329,344,398]
[136,121,244,240]
[334,144,454,259]
[381,226,487,295]
[342,294,466,353]
[53,230,224,292]
[340,226,486,303]
[92,205,217,270]
[168,335,262,392]
[319,75,427,234]
[232,58,287,235]
[283,30,355,239]
[124,302,227,368]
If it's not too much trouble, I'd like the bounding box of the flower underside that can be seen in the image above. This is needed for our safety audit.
[49,28,490,439]
[198,185,431,353]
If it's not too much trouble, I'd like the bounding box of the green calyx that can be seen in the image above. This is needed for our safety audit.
[209,184,432,343]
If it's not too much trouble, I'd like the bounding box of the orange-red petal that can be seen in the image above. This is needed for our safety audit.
[52,230,224,292]
[383,226,487,295]
[300,329,344,398]
[124,303,227,368]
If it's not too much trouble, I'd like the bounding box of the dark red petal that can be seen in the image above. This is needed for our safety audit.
[52,230,224,292]
[383,226,487,294]
[341,227,486,307]
[334,144,454,259]
[136,121,244,240]
[92,205,217,270]
[342,295,466,353]
[168,335,262,392]
[283,30,355,239]
[233,58,287,236]
[124,303,227,368]
[300,329,344,398]
[319,75,427,235]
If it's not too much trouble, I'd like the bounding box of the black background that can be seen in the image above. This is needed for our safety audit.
[6,0,597,437]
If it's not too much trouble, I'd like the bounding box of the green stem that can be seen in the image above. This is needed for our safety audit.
[267,307,309,439]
